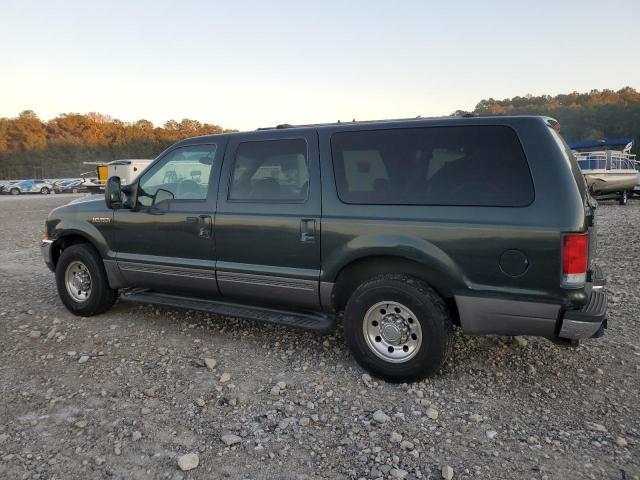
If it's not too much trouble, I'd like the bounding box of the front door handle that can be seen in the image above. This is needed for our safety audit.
[300,218,316,243]
[198,215,213,239]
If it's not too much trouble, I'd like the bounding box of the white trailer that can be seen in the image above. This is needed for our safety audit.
[84,159,154,190]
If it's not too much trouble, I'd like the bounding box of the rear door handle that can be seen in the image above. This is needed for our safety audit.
[198,215,213,239]
[300,218,316,243]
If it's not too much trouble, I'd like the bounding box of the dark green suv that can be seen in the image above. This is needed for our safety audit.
[42,116,607,381]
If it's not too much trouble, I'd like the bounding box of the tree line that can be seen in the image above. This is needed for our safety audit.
[458,86,640,150]
[1,86,639,179]
[0,112,232,179]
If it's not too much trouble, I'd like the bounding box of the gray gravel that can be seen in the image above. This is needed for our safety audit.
[0,194,638,480]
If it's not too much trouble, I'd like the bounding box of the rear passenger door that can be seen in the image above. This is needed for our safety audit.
[215,131,321,309]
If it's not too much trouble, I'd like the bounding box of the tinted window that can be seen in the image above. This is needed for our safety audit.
[229,139,309,202]
[331,125,533,206]
[137,144,216,207]
[550,129,587,200]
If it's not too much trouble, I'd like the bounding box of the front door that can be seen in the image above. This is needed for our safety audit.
[113,142,223,296]
[215,131,321,309]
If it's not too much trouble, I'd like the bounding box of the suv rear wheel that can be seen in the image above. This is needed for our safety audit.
[10,188,19,195]
[55,244,117,316]
[343,274,453,382]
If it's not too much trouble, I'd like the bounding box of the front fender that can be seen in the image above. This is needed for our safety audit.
[47,203,115,261]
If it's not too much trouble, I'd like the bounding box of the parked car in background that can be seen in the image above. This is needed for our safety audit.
[53,178,90,194]
[0,181,17,193]
[2,179,54,195]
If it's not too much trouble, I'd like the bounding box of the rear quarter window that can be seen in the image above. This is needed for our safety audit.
[331,125,534,207]
[549,128,588,200]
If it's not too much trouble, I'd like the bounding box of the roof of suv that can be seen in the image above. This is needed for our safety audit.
[174,115,557,147]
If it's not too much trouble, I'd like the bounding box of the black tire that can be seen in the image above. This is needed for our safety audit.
[40,187,50,194]
[10,188,19,195]
[55,243,117,316]
[343,274,453,382]
[619,190,628,206]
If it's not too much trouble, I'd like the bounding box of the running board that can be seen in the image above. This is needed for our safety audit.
[119,290,335,332]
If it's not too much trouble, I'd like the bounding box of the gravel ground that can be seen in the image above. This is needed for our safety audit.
[0,194,638,480]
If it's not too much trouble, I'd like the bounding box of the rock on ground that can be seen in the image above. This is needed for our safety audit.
[221,434,241,446]
[373,410,390,423]
[177,453,199,471]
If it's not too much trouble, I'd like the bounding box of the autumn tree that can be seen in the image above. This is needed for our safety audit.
[5,110,47,151]
[0,112,231,178]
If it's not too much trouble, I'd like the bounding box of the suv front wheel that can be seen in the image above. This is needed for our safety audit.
[55,244,117,316]
[344,274,453,382]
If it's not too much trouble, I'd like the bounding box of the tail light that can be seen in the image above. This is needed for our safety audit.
[562,233,588,287]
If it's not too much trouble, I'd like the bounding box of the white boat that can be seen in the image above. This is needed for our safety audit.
[570,138,639,204]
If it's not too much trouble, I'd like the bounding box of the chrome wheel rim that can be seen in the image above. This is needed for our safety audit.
[363,301,422,363]
[64,261,92,302]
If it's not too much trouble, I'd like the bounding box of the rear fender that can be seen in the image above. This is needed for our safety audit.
[323,234,469,292]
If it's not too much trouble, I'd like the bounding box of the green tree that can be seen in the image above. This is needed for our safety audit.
[468,87,640,152]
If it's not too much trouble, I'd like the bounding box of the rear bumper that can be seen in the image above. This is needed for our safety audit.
[558,266,607,340]
[456,266,607,341]
[41,240,55,272]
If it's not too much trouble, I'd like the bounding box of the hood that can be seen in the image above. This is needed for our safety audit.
[68,193,105,206]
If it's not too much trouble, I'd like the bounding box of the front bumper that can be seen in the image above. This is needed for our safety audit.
[41,240,55,272]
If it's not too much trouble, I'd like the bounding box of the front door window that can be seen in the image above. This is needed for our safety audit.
[137,145,217,207]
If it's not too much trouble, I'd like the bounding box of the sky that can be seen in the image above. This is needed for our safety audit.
[1,0,639,131]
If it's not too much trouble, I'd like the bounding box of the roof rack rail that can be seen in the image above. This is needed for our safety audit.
[256,123,295,131]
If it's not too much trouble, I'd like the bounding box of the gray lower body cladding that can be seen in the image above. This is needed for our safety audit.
[455,296,560,337]
[455,283,607,341]
[98,254,608,340]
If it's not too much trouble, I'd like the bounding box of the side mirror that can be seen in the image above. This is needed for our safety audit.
[105,176,122,209]
[121,182,137,209]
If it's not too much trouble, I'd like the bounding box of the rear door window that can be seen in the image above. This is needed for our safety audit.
[331,125,534,206]
[228,138,309,202]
